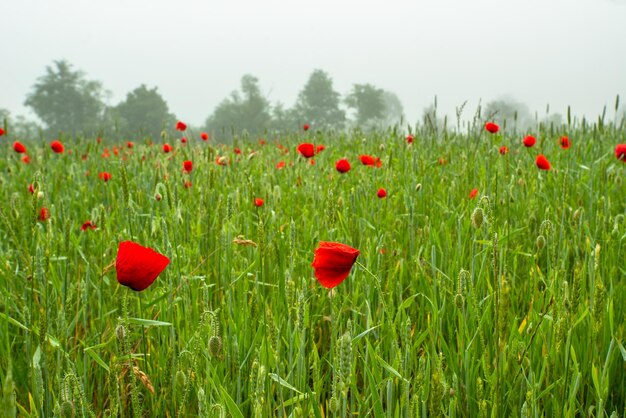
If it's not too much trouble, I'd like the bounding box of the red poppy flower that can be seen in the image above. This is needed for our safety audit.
[276,161,286,169]
[438,157,447,165]
[536,154,551,170]
[559,136,570,149]
[234,147,242,155]
[297,143,315,158]
[99,172,112,182]
[28,184,35,194]
[499,146,508,155]
[180,137,187,144]
[81,220,97,231]
[183,180,192,188]
[22,155,30,164]
[254,198,264,207]
[200,132,209,141]
[360,155,376,166]
[523,135,536,148]
[615,144,626,162]
[335,158,351,173]
[183,160,193,173]
[0,127,5,136]
[469,188,478,199]
[311,242,360,289]
[51,140,64,153]
[377,188,387,198]
[485,122,499,134]
[38,207,50,222]
[303,123,310,131]
[406,134,414,144]
[259,139,266,146]
[126,141,134,149]
[163,144,172,153]
[115,241,170,291]
[97,137,102,144]
[13,141,26,154]
[176,121,187,131]
[316,144,325,154]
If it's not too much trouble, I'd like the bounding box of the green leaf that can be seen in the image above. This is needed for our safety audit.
[85,347,110,372]
[219,385,244,418]
[269,373,302,395]
[616,340,626,362]
[365,363,384,417]
[352,325,380,342]
[126,317,172,327]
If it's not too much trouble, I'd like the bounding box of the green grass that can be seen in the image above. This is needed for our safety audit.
[1,120,625,417]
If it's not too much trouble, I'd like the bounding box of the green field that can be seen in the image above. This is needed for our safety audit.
[1,119,625,417]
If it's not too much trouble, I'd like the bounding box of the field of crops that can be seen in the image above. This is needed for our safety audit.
[1,118,625,417]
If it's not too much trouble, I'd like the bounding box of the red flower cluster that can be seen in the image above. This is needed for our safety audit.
[523,135,536,148]
[176,121,187,131]
[297,143,315,158]
[311,242,360,289]
[485,122,499,134]
[81,220,97,231]
[303,123,310,131]
[559,136,570,149]
[51,140,64,153]
[499,146,508,155]
[99,172,112,182]
[536,154,551,170]
[183,160,193,173]
[276,161,286,169]
[360,155,382,167]
[406,134,414,144]
[200,132,209,141]
[335,159,350,173]
[0,127,5,136]
[116,241,170,291]
[38,208,50,222]
[469,188,478,199]
[163,144,172,153]
[13,141,26,154]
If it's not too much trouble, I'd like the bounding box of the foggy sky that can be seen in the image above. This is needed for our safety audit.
[2,0,626,128]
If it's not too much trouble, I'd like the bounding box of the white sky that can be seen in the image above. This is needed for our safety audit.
[2,0,625,127]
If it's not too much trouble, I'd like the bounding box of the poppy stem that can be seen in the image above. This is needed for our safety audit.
[355,261,387,319]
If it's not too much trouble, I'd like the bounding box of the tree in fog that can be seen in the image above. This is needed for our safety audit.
[204,74,272,139]
[109,84,175,140]
[483,97,533,131]
[344,84,406,130]
[0,109,42,139]
[24,59,106,135]
[270,102,299,132]
[345,83,386,129]
[293,69,345,130]
[381,91,404,126]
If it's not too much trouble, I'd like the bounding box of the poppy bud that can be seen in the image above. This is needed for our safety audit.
[471,207,484,229]
[155,193,162,202]
[536,235,546,250]
[209,335,223,358]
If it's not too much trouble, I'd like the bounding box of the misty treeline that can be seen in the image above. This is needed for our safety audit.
[2,59,606,142]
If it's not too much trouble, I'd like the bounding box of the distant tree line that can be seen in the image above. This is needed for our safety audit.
[2,60,405,141]
[2,59,597,141]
